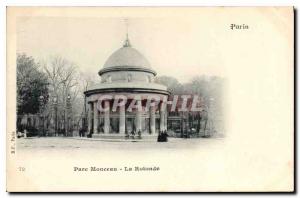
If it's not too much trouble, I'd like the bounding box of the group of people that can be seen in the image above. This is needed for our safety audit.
[79,128,87,137]
[126,130,141,139]
[157,130,168,142]
[17,129,27,138]
[79,127,169,142]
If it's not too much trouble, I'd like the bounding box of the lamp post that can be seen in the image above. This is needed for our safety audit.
[53,96,58,136]
[66,94,71,136]
[39,95,45,136]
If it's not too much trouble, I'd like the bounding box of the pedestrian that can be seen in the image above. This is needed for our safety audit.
[131,130,135,139]
[163,130,169,142]
[161,131,166,142]
[79,128,83,137]
[137,130,142,139]
[24,129,27,138]
[157,131,162,142]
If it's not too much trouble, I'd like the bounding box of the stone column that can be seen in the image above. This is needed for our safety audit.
[135,100,142,132]
[93,100,98,134]
[97,108,100,132]
[104,100,110,134]
[119,104,125,134]
[88,102,93,134]
[160,102,165,132]
[150,105,156,134]
[164,110,168,131]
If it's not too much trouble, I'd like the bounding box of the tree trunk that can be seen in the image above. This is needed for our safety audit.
[204,119,208,136]
[197,112,201,136]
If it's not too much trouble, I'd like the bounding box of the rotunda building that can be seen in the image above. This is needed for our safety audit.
[84,36,170,139]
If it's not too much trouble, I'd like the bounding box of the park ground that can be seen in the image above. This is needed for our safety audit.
[16,136,224,152]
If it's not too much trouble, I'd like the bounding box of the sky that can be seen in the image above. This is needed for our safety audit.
[16,13,227,83]
[15,7,292,84]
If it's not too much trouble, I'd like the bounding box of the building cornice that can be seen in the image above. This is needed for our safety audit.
[84,87,170,97]
[98,66,157,76]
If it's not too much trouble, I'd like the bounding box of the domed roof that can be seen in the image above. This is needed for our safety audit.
[103,46,151,69]
[99,37,156,76]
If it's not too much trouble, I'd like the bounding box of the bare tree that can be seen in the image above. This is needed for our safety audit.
[43,56,80,134]
[75,71,100,130]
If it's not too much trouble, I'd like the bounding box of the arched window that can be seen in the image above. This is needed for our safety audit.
[147,75,153,83]
[106,75,112,83]
[127,74,132,82]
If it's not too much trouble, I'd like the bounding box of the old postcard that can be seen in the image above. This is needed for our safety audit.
[6,7,294,192]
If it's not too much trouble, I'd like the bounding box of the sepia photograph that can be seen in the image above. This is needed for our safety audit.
[6,6,294,192]
[15,17,226,150]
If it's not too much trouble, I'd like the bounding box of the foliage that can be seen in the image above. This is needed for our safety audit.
[156,74,226,118]
[17,54,48,115]
[155,76,184,94]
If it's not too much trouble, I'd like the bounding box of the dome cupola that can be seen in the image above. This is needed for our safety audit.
[84,28,169,97]
[99,36,156,76]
